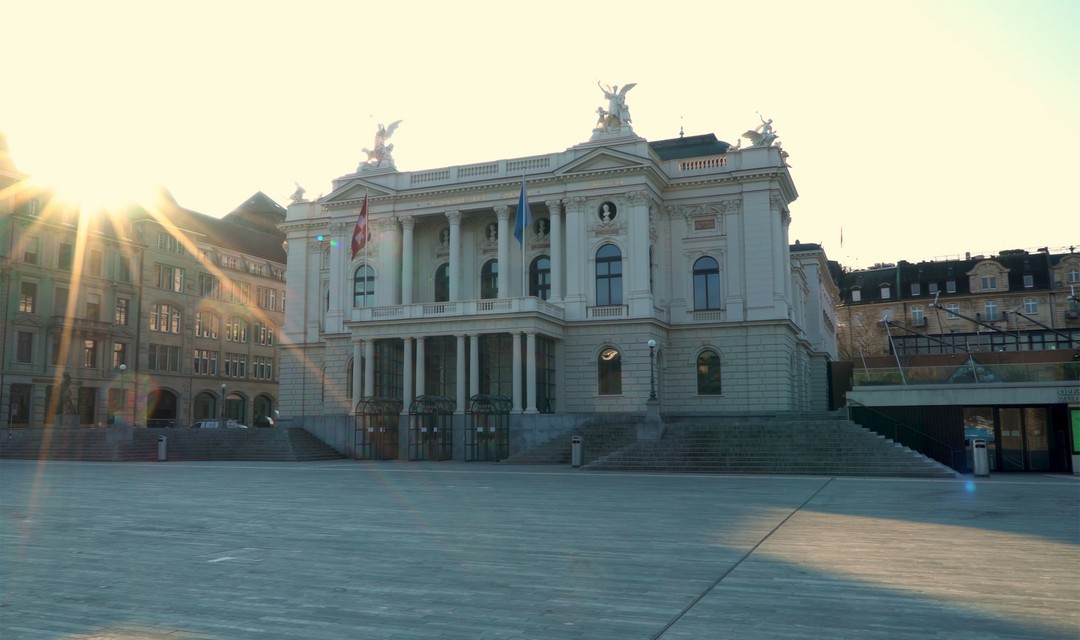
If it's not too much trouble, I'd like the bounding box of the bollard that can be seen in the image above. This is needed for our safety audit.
[157,435,168,462]
[571,435,583,468]
[972,439,988,477]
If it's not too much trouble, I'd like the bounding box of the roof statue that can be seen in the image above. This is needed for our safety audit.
[361,120,403,170]
[742,115,779,148]
[290,181,306,203]
[594,82,636,133]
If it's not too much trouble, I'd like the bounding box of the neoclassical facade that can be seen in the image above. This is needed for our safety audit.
[279,97,838,444]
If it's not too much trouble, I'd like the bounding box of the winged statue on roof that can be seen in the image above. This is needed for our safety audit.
[361,120,403,170]
[741,115,779,148]
[596,82,636,132]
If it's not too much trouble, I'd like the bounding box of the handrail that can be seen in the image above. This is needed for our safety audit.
[847,399,962,467]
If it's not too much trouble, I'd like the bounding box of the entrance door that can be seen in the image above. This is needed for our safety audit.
[997,408,1050,471]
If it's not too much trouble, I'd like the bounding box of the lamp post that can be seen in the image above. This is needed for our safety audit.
[647,339,657,401]
[220,383,226,424]
[118,364,127,425]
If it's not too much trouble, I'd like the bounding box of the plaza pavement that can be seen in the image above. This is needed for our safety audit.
[1,459,1077,640]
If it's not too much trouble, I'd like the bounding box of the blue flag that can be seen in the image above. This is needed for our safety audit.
[513,175,531,247]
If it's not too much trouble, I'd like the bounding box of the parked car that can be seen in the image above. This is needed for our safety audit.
[190,420,248,429]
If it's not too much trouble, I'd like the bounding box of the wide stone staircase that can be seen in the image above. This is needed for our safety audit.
[0,427,343,462]
[504,414,958,478]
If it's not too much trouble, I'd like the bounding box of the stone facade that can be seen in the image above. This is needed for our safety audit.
[279,110,839,446]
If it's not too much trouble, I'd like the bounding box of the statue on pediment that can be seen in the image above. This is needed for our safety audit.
[290,181,306,203]
[361,120,403,170]
[595,82,636,132]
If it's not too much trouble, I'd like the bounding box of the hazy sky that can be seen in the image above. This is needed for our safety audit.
[5,0,1078,269]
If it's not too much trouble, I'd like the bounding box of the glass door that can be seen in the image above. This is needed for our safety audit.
[1023,408,1050,471]
[999,408,1025,471]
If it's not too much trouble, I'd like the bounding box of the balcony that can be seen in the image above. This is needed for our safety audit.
[49,315,113,335]
[350,297,564,323]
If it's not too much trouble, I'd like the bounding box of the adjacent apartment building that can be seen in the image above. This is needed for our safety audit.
[1,143,287,429]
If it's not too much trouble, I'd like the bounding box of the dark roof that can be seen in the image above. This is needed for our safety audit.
[224,191,287,235]
[790,241,823,253]
[649,133,731,160]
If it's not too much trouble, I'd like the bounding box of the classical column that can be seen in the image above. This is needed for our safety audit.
[469,333,480,397]
[525,332,538,414]
[415,336,426,397]
[447,210,462,301]
[563,196,587,311]
[402,338,414,411]
[326,221,349,333]
[456,334,467,412]
[494,205,510,298]
[400,215,415,305]
[512,332,523,413]
[364,339,375,397]
[352,340,363,409]
[627,190,653,316]
[545,199,563,302]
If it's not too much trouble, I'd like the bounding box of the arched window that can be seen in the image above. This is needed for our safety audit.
[530,255,551,300]
[435,263,450,302]
[697,349,722,395]
[693,256,720,310]
[598,347,622,395]
[353,265,375,307]
[481,260,498,300]
[595,244,623,306]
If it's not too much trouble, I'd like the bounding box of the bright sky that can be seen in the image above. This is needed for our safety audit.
[5,0,1078,269]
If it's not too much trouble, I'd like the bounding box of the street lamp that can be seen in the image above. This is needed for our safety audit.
[647,339,657,401]
[220,383,226,423]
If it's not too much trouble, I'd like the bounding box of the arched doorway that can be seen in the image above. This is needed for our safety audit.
[146,388,178,429]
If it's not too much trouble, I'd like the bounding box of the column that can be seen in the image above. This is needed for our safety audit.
[545,199,563,302]
[494,206,510,298]
[525,332,538,414]
[512,332,523,413]
[352,340,363,408]
[400,215,415,305]
[447,210,462,301]
[563,197,587,313]
[469,333,480,397]
[415,336,426,397]
[456,334,467,412]
[325,222,348,333]
[364,340,375,397]
[402,338,414,411]
[627,190,653,316]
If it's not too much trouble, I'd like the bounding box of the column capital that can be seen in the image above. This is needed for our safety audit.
[564,196,587,209]
[493,205,510,220]
[446,210,462,224]
[544,199,562,214]
[399,215,416,230]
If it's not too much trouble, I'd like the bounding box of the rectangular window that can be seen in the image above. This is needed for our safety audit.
[155,263,184,292]
[148,344,181,372]
[911,306,925,326]
[157,233,185,254]
[252,356,274,380]
[910,283,921,296]
[8,383,31,424]
[1069,269,1080,284]
[946,279,957,294]
[23,236,39,264]
[112,342,128,368]
[16,332,33,363]
[55,287,69,314]
[1024,297,1038,314]
[18,282,36,313]
[257,286,277,310]
[880,285,891,300]
[980,276,997,291]
[83,339,98,368]
[224,353,247,378]
[50,334,61,365]
[195,312,219,339]
[226,317,248,343]
[984,301,999,321]
[221,255,238,270]
[946,303,960,319]
[255,321,274,346]
[87,249,103,276]
[150,304,181,334]
[86,293,100,321]
[58,243,74,270]
[1023,274,1034,288]
[115,298,129,326]
[116,254,132,283]
[928,282,939,295]
[850,288,861,302]
[193,349,219,375]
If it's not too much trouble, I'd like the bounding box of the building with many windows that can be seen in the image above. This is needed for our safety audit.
[834,249,1080,473]
[1,143,288,430]
[279,94,839,455]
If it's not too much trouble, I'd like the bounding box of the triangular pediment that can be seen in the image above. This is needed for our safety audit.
[322,179,395,205]
[554,148,648,176]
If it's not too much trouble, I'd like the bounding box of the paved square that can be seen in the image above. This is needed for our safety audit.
[2,460,1078,639]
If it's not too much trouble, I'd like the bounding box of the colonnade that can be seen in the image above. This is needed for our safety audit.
[351,331,542,414]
